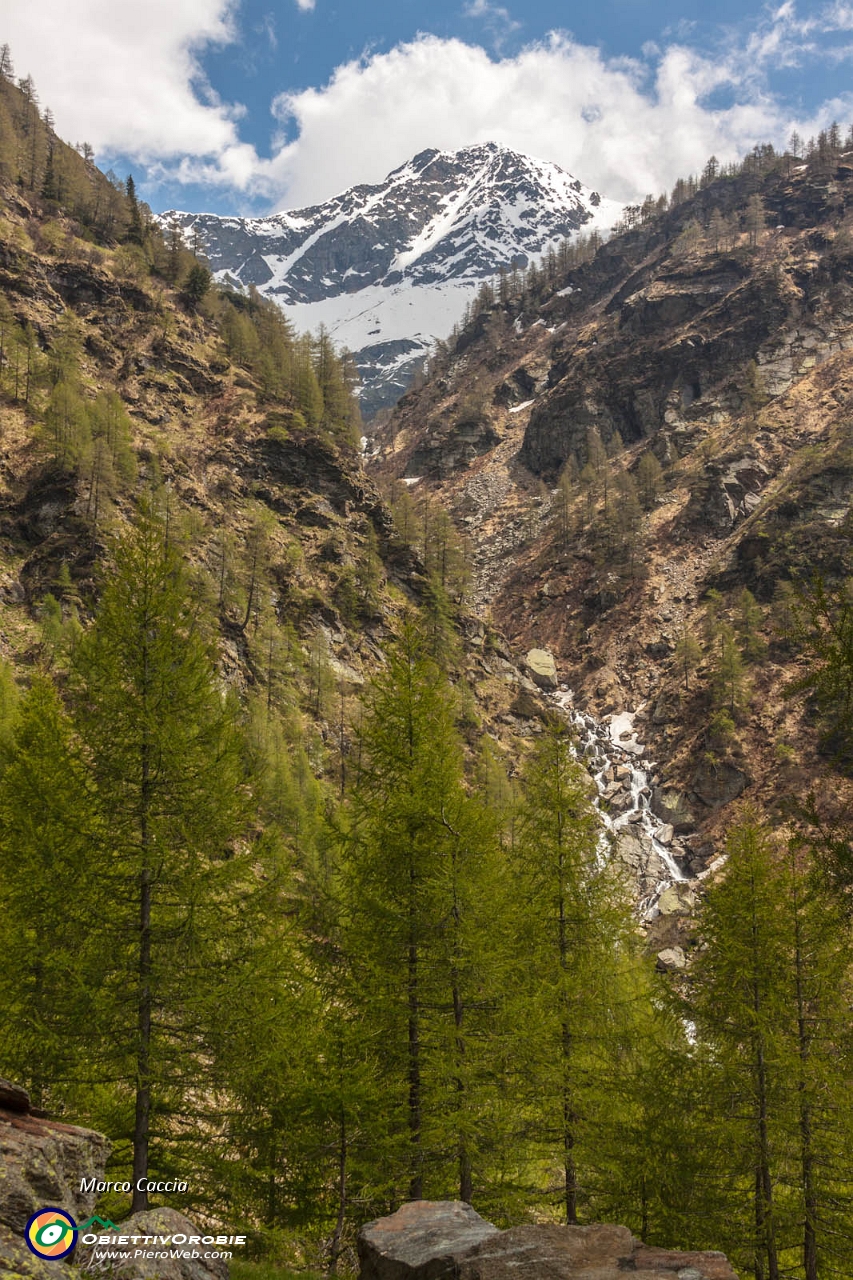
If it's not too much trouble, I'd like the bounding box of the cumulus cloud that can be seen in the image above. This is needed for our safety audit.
[295,0,316,11]
[2,0,251,169]
[266,31,840,208]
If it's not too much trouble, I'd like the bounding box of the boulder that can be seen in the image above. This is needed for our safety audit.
[656,946,687,972]
[692,760,748,807]
[657,883,697,916]
[0,1087,110,1280]
[0,1113,110,1233]
[615,830,667,898]
[358,1201,737,1279]
[75,1207,229,1280]
[525,648,558,691]
[358,1200,499,1279]
[0,1079,31,1114]
[0,1225,77,1280]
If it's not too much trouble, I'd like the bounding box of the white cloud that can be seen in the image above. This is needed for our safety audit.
[463,0,522,51]
[3,0,249,167]
[264,32,825,208]
[295,0,316,11]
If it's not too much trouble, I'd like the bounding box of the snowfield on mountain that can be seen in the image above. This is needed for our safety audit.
[161,143,622,414]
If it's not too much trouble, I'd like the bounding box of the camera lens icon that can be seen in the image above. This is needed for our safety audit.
[25,1208,77,1260]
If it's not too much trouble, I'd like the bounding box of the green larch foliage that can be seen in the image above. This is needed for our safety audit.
[508,725,643,1224]
[342,625,509,1206]
[64,513,258,1210]
[681,816,853,1279]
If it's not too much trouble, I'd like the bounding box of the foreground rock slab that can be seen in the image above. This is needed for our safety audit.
[359,1201,500,1278]
[358,1201,737,1280]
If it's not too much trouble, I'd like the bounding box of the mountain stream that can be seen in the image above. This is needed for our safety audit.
[552,689,690,920]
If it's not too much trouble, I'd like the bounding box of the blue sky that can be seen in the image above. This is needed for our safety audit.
[6,1,853,214]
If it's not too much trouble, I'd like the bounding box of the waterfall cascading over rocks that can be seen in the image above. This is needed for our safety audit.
[552,688,700,921]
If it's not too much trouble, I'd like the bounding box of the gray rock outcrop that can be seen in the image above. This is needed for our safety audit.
[0,1081,110,1279]
[358,1201,737,1279]
[0,1085,227,1280]
[692,759,749,807]
[359,1200,499,1279]
[651,786,695,831]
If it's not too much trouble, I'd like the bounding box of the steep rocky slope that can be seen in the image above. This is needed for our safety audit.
[372,153,853,844]
[0,176,552,815]
[163,144,621,416]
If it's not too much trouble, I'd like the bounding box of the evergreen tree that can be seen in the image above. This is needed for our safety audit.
[711,622,751,720]
[509,725,639,1223]
[342,626,507,1204]
[684,816,853,1279]
[674,622,703,691]
[636,451,662,509]
[0,679,97,1107]
[182,262,211,310]
[685,818,788,1278]
[746,195,767,248]
[736,588,766,661]
[66,513,253,1210]
[125,174,144,245]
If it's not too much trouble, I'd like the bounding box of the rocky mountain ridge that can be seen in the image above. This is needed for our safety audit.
[371,150,853,845]
[162,144,621,416]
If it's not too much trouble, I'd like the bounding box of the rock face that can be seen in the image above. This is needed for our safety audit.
[0,1081,110,1279]
[692,760,749,807]
[651,787,696,831]
[75,1207,229,1280]
[614,829,669,899]
[358,1201,737,1280]
[0,1086,228,1280]
[163,144,620,416]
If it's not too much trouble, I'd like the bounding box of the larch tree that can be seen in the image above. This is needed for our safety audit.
[509,725,640,1224]
[342,624,507,1205]
[68,512,255,1211]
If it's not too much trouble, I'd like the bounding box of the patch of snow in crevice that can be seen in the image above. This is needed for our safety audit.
[508,399,534,413]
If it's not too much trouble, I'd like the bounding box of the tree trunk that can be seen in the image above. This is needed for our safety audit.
[791,863,818,1280]
[754,1023,779,1280]
[563,1079,577,1225]
[558,849,577,1224]
[408,916,422,1200]
[131,862,151,1213]
[132,651,153,1215]
[452,974,472,1203]
[329,1106,347,1274]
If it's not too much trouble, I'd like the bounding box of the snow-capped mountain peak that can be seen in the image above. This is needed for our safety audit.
[161,143,622,414]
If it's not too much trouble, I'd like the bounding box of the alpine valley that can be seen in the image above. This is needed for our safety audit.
[3,51,853,1280]
[162,143,621,416]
